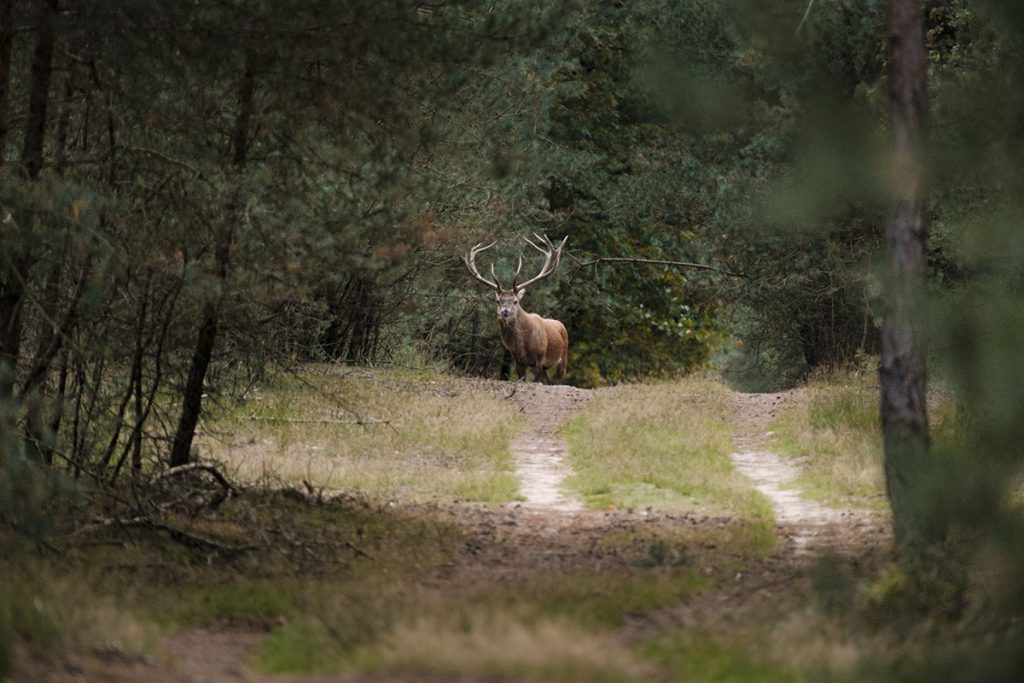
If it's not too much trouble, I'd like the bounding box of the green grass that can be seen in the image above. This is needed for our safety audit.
[527,569,708,627]
[169,579,300,626]
[772,370,958,509]
[356,612,651,682]
[641,635,804,683]
[772,375,885,508]
[563,376,776,555]
[201,367,524,503]
[251,619,346,673]
[0,557,159,668]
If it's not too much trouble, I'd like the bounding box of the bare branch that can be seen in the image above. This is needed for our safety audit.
[795,0,816,36]
[248,415,391,426]
[569,256,744,278]
[153,462,240,497]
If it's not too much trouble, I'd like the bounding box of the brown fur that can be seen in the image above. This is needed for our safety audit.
[498,307,568,384]
[463,235,570,384]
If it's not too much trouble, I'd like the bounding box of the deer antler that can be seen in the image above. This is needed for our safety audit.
[463,241,501,291]
[514,234,568,293]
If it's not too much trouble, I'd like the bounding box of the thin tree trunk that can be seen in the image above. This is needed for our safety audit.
[21,0,56,181]
[169,57,254,467]
[880,0,934,547]
[1,0,57,410]
[0,0,13,166]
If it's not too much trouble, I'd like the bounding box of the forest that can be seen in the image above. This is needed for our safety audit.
[2,0,1024,681]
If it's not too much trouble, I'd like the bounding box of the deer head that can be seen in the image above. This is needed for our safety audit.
[463,234,568,322]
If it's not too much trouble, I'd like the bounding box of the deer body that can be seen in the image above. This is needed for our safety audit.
[499,306,568,384]
[464,235,569,384]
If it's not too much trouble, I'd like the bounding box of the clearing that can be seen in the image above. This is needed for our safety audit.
[12,374,892,683]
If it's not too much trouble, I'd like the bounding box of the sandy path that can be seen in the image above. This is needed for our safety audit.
[503,383,591,512]
[728,391,886,555]
[23,381,889,682]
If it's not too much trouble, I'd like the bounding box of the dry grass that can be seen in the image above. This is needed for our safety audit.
[771,371,957,509]
[364,611,651,682]
[200,367,524,503]
[1,560,160,666]
[562,376,775,550]
[772,374,885,508]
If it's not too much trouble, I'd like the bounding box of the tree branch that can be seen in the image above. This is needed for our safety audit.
[569,256,745,278]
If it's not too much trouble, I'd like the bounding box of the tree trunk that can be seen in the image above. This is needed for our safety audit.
[0,0,13,166]
[21,0,57,181]
[169,57,254,467]
[880,0,935,547]
[1,0,56,406]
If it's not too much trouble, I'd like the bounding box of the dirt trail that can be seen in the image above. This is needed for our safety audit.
[505,383,591,512]
[728,391,888,555]
[23,382,888,683]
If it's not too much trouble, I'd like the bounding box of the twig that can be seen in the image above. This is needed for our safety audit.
[795,0,816,36]
[344,539,375,560]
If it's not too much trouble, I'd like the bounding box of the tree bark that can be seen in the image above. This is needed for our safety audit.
[169,57,254,467]
[21,0,57,181]
[1,0,57,406]
[0,0,14,166]
[880,0,935,547]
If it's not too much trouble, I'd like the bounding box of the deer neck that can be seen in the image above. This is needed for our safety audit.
[498,305,524,338]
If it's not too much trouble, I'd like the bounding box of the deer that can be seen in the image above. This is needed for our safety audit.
[463,234,569,384]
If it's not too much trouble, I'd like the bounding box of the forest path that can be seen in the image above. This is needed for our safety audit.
[505,382,590,512]
[25,382,890,683]
[727,390,888,555]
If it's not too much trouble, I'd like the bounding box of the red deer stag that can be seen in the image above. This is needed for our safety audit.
[463,235,569,384]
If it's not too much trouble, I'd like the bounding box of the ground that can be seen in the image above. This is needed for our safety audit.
[13,380,892,683]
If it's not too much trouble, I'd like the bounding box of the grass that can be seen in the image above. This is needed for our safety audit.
[771,370,958,509]
[642,634,805,683]
[771,373,885,509]
[0,556,160,669]
[201,366,524,503]
[563,375,777,554]
[248,563,699,680]
[358,612,651,683]
[13,369,914,682]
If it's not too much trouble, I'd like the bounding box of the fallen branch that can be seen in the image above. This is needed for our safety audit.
[153,462,239,509]
[75,514,256,555]
[154,462,239,494]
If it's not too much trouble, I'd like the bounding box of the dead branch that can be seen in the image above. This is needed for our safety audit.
[569,256,745,278]
[75,514,256,555]
[152,462,239,509]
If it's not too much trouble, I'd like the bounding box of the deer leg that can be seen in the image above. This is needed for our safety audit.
[534,364,550,385]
